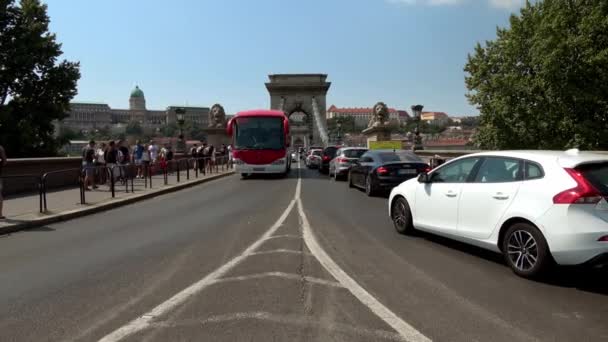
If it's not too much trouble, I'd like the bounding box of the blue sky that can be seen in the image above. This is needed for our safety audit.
[45,0,524,116]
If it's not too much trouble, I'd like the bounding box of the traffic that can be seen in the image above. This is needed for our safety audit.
[298,145,608,279]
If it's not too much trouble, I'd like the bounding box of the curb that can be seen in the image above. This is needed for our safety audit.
[0,171,235,235]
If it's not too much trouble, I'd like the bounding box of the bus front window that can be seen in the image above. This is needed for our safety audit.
[235,117,284,150]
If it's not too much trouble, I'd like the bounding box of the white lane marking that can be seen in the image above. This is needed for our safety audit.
[98,178,301,342]
[248,249,312,257]
[211,271,343,288]
[149,311,407,342]
[295,161,431,342]
[261,234,302,241]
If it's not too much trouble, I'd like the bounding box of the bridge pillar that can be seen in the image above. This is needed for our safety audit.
[266,74,331,147]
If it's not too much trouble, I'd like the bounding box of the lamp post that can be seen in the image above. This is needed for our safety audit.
[175,107,186,153]
[411,105,424,151]
[336,121,343,145]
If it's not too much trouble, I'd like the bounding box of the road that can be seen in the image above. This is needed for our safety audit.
[0,163,607,342]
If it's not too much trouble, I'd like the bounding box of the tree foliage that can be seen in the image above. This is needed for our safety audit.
[125,120,143,136]
[465,0,608,150]
[0,0,80,157]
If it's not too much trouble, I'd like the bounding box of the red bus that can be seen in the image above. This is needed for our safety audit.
[226,109,291,177]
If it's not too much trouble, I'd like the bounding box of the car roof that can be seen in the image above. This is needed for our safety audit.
[457,150,608,168]
[365,149,415,154]
[338,147,368,150]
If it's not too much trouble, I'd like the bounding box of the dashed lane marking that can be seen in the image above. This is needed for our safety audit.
[248,249,313,257]
[261,234,302,241]
[210,271,343,288]
[149,311,408,342]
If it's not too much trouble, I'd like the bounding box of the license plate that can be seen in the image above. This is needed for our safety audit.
[398,169,417,175]
[253,167,265,172]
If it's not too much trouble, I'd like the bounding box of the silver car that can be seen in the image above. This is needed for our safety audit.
[306,149,323,169]
[328,147,368,180]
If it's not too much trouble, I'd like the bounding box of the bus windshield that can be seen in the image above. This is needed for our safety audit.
[235,117,285,150]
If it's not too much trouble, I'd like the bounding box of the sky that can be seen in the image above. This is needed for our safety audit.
[45,0,525,116]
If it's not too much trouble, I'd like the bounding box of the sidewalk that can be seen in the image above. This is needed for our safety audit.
[1,168,234,234]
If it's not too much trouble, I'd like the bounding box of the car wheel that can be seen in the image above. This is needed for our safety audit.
[241,173,249,179]
[391,197,415,235]
[365,174,376,196]
[502,223,553,278]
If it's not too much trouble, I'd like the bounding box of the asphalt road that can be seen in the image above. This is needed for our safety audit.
[0,163,607,342]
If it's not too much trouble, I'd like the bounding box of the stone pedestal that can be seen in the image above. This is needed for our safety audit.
[203,127,231,147]
[362,125,392,148]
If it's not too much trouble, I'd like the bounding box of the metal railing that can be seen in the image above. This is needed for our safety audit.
[4,156,233,216]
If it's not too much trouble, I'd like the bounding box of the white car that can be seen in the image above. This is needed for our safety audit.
[388,149,608,278]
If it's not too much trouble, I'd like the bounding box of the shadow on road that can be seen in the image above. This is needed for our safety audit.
[413,230,608,295]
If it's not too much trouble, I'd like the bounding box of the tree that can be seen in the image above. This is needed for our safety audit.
[465,0,608,150]
[125,121,143,136]
[327,116,357,135]
[0,0,80,157]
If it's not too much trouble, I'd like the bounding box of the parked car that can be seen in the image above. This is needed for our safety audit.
[319,146,341,174]
[306,149,323,169]
[329,147,368,180]
[348,150,430,196]
[388,149,608,278]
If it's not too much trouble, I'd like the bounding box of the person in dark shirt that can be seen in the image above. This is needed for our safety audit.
[104,141,118,182]
[82,140,97,190]
[117,140,130,165]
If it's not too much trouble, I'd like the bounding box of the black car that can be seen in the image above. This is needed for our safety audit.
[319,146,340,174]
[348,150,430,196]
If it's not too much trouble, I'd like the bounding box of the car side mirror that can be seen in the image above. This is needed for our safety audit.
[418,172,431,183]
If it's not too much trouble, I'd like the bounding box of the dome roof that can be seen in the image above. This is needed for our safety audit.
[130,86,144,98]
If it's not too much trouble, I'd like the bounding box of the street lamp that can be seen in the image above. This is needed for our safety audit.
[411,105,424,152]
[336,121,343,145]
[175,107,186,153]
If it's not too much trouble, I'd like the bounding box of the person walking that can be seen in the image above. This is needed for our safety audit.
[190,144,198,171]
[197,143,207,174]
[0,145,7,219]
[208,144,216,173]
[104,141,119,182]
[141,143,151,178]
[82,140,97,191]
[133,140,144,178]
[96,142,107,185]
[117,140,130,184]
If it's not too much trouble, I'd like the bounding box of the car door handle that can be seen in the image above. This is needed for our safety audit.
[445,191,458,198]
[492,193,510,200]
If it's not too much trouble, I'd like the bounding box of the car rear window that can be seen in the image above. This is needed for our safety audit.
[343,149,367,158]
[324,147,338,157]
[379,152,423,163]
[312,150,322,156]
[577,162,608,195]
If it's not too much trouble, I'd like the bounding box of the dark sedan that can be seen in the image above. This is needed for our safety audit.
[348,150,430,196]
[319,146,340,174]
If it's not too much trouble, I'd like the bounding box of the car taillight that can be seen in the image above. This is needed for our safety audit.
[337,157,349,163]
[553,168,603,204]
[598,235,608,242]
[323,156,330,161]
[377,166,389,175]
[422,166,432,173]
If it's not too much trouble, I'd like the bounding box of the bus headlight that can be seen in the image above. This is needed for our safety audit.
[272,158,286,165]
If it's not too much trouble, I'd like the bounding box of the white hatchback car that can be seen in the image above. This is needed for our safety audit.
[388,149,608,278]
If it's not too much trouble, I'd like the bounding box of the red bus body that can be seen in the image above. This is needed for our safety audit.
[227,109,291,175]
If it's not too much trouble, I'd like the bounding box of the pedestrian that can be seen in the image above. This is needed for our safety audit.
[165,146,174,175]
[117,139,130,183]
[133,140,144,178]
[141,143,151,178]
[0,144,7,219]
[197,142,207,174]
[96,142,107,185]
[208,144,216,172]
[227,144,233,167]
[82,140,97,191]
[104,141,119,182]
[190,144,198,171]
[148,140,159,164]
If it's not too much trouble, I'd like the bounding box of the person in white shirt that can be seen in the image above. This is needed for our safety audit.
[148,141,159,163]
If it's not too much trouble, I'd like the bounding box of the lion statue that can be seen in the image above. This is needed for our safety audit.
[208,103,226,128]
[368,102,390,128]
